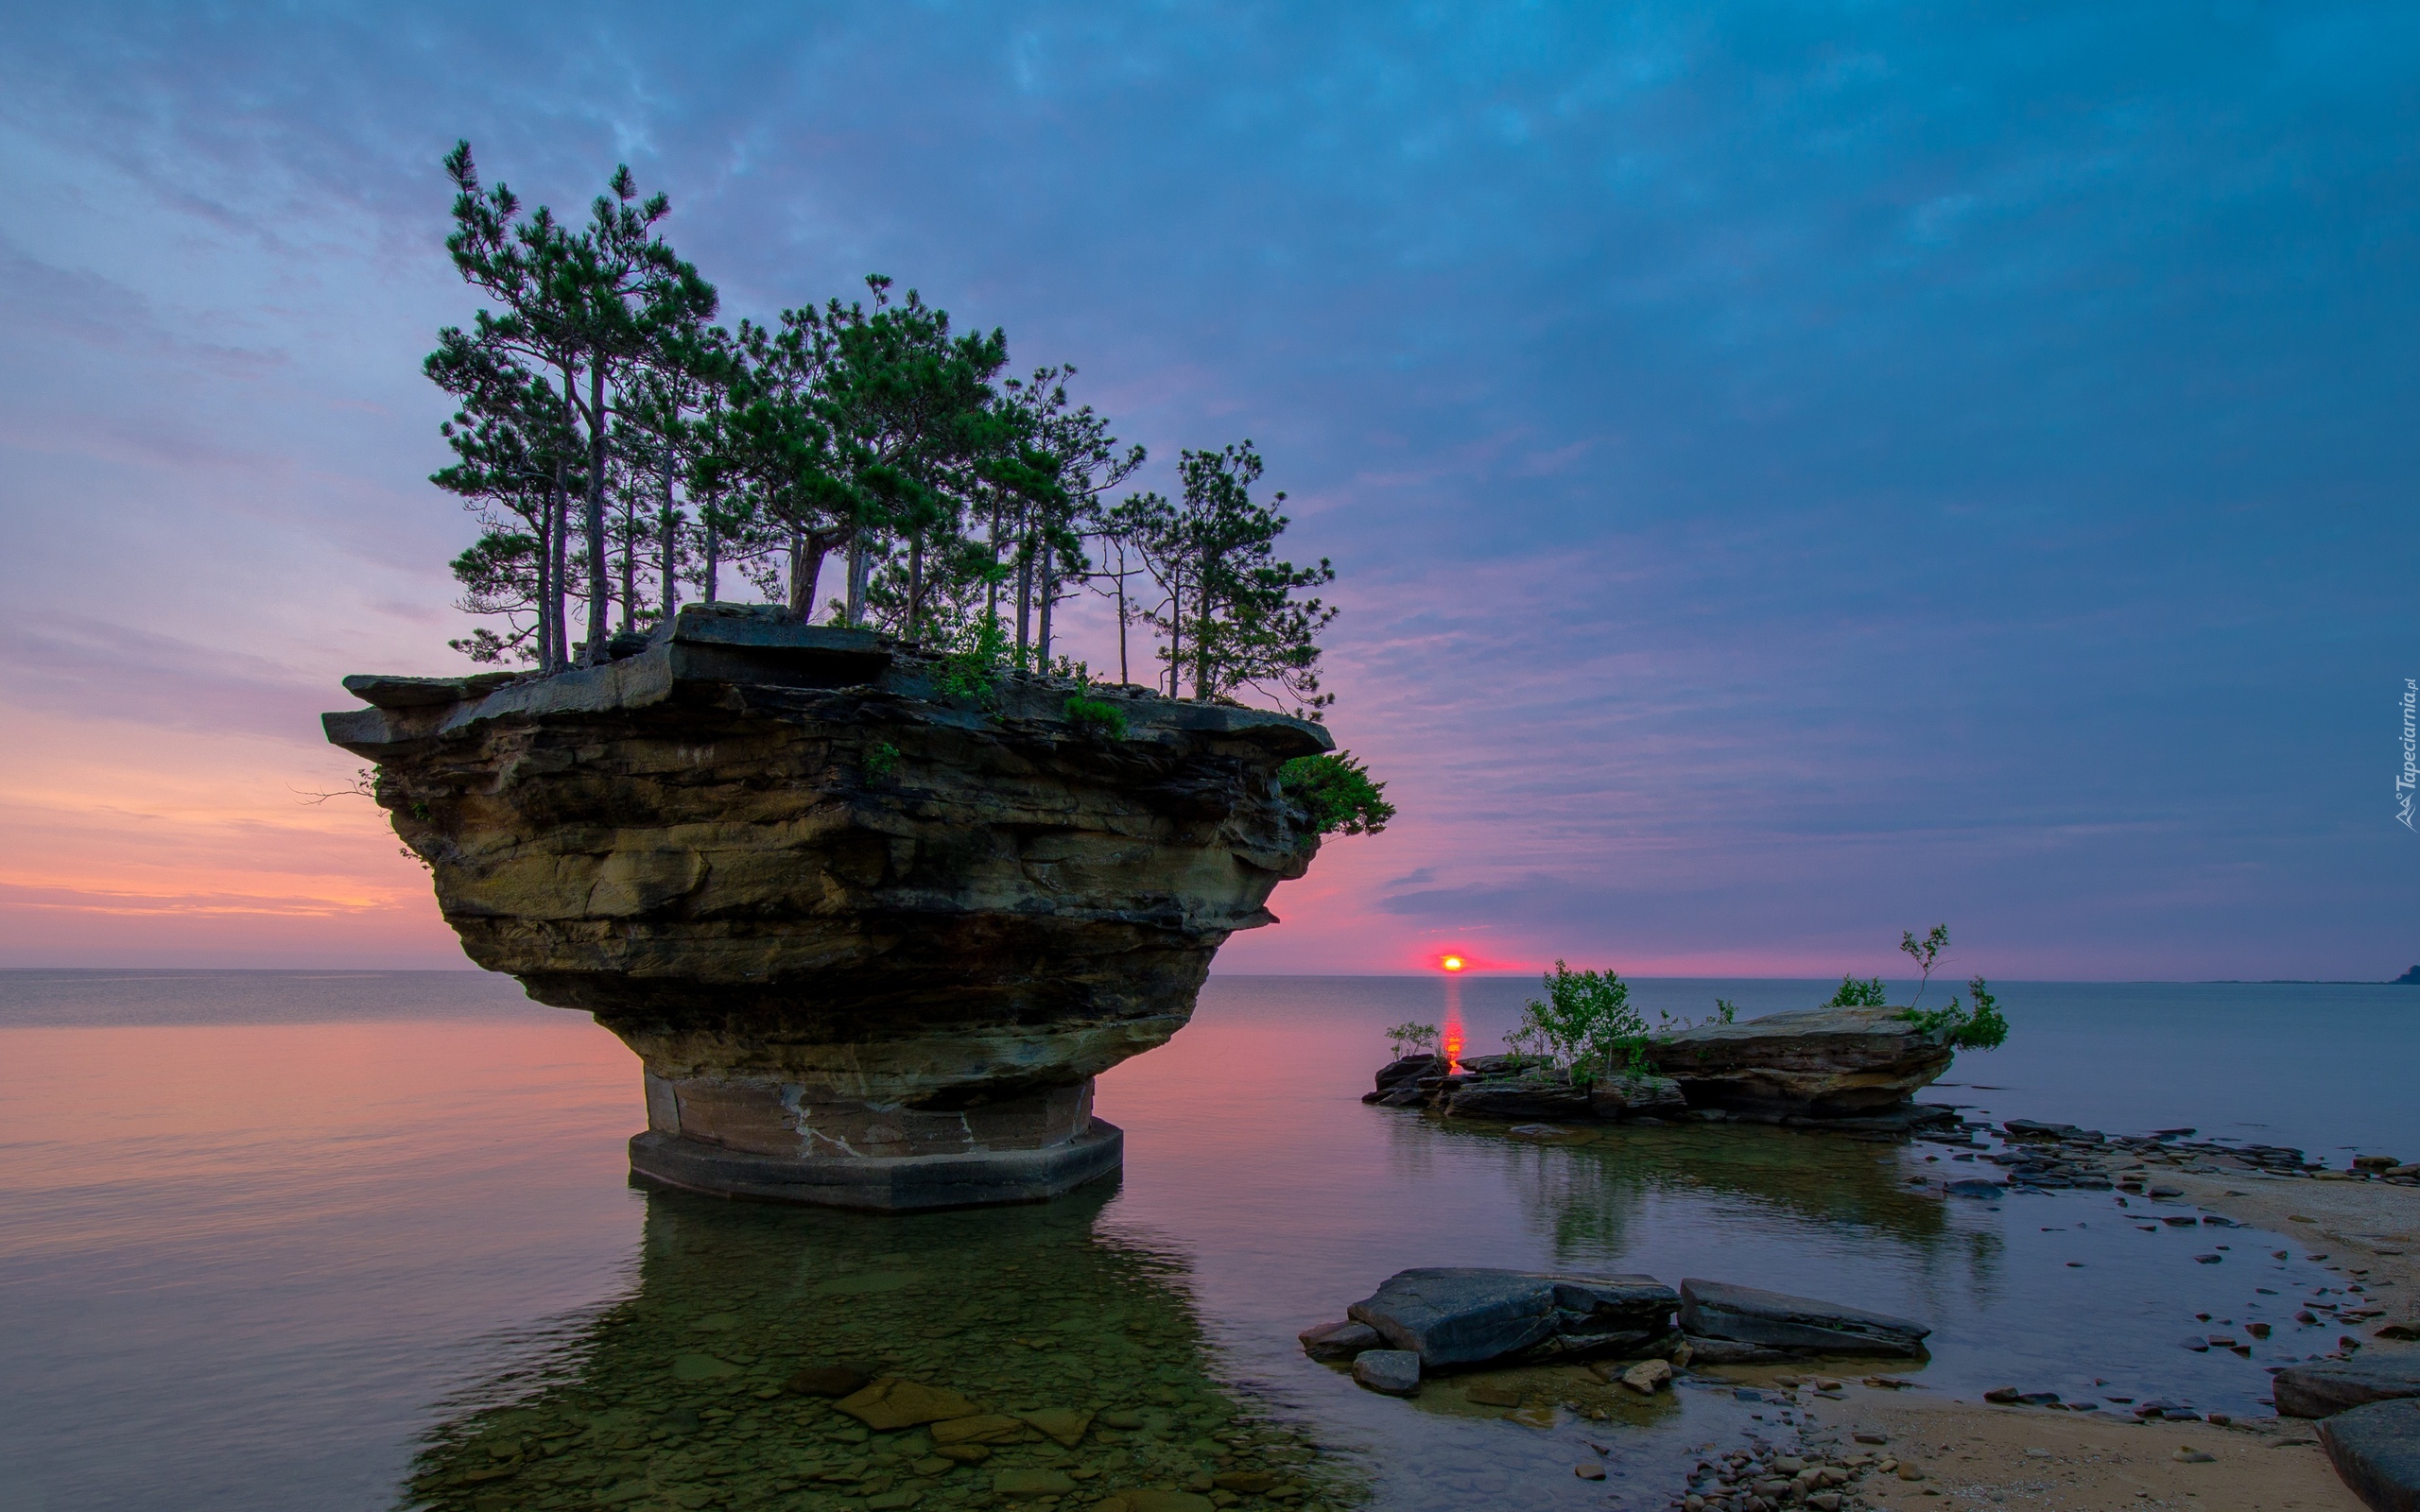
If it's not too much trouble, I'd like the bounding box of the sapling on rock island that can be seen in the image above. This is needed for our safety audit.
[1384,1022,1441,1062]
[1509,961,1650,1086]
[1906,976,2010,1051]
[1899,923,1951,1012]
[1849,924,2012,1050]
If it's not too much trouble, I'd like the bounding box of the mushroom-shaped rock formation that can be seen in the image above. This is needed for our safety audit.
[325,605,1330,1210]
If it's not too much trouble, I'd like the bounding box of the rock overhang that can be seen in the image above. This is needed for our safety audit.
[323,603,1337,1206]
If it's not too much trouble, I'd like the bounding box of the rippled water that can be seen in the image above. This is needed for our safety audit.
[2,970,2413,1512]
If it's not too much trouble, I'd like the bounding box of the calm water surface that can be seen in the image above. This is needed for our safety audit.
[1,970,2413,1512]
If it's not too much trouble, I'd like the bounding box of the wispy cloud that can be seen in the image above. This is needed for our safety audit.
[0,1,2414,972]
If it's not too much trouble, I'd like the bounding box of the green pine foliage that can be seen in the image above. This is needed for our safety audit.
[1276,751,1394,837]
[425,143,1349,727]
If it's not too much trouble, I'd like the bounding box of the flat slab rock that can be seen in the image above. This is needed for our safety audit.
[1679,1279,1929,1357]
[2276,1358,2420,1419]
[1297,1319,1382,1363]
[1685,1336,1791,1366]
[1346,1267,1679,1369]
[2319,1399,2420,1512]
[1648,1005,1954,1116]
[1352,1349,1423,1396]
[1442,1073,1686,1123]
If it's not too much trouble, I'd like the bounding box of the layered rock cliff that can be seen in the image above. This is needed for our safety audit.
[326,604,1331,1206]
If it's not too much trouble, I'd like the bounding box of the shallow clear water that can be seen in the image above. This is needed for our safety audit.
[1,970,2412,1512]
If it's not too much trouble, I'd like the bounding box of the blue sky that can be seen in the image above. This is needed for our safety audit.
[1,2,2414,976]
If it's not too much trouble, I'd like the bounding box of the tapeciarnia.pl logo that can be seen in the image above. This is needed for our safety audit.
[2400,677,2417,832]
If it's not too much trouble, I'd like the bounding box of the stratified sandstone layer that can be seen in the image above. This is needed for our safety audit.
[1362,1006,1956,1125]
[325,604,1329,1209]
[1647,1005,1955,1117]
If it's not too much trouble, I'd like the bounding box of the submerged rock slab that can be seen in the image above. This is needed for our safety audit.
[1297,1319,1382,1362]
[1351,1350,1422,1396]
[1678,1279,1930,1357]
[1346,1267,1679,1370]
[2276,1358,2420,1419]
[1648,1005,1955,1116]
[2319,1399,2420,1512]
[325,604,1328,1209]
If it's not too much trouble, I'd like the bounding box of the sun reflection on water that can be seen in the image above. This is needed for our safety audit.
[1442,976,1464,1073]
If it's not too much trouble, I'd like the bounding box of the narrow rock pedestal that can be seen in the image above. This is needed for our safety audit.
[628,1079,1126,1211]
[325,605,1329,1211]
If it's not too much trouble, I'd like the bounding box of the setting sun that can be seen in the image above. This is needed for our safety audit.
[1440,955,1464,972]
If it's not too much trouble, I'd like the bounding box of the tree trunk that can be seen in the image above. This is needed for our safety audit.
[1037,565,1054,668]
[549,458,571,671]
[1015,547,1031,665]
[846,539,868,626]
[658,443,678,622]
[619,495,636,634]
[907,531,924,641]
[1166,565,1183,697]
[786,526,825,623]
[534,485,554,675]
[703,509,719,605]
[1115,567,1129,686]
[985,503,1000,621]
[583,364,611,665]
[1194,547,1213,700]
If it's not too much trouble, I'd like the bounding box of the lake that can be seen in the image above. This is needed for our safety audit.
[2,970,2412,1511]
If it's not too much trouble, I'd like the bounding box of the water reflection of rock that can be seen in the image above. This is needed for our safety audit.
[401,1188,1359,1512]
[1401,1119,2002,1289]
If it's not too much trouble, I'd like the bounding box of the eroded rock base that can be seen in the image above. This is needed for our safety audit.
[628,1118,1124,1211]
[643,1072,1096,1160]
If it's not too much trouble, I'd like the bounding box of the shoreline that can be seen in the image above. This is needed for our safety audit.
[2165,1172,2420,1326]
[1652,1176,2420,1511]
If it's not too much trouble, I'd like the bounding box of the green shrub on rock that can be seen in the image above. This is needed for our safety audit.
[1063,693,1128,737]
[1510,961,1650,1086]
[1825,975,1888,1007]
[1905,977,2009,1050]
[1276,750,1394,837]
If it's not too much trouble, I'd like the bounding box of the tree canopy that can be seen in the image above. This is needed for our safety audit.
[424,141,1341,721]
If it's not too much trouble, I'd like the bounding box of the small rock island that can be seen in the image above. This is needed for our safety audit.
[1369,1005,1958,1127]
[326,605,1332,1210]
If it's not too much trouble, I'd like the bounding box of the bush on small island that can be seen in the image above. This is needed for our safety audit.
[1826,924,2013,1051]
[1906,977,2010,1051]
[1508,961,1650,1086]
[1384,1022,1441,1060]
